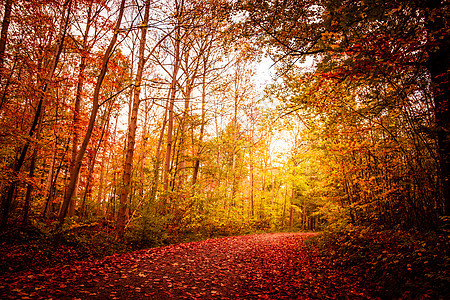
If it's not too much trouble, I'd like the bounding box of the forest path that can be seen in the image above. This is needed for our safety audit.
[1,233,369,299]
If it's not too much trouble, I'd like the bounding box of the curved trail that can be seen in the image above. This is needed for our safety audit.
[1,233,368,299]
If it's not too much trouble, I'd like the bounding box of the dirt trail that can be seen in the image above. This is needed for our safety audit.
[0,233,368,299]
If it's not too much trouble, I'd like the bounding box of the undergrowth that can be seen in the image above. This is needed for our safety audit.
[0,217,300,275]
[312,224,449,299]
[0,221,131,275]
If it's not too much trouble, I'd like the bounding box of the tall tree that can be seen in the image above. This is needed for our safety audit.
[116,0,151,240]
[58,0,127,227]
[163,0,183,195]
[67,4,94,218]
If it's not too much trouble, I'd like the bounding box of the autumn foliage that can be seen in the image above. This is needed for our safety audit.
[0,0,448,298]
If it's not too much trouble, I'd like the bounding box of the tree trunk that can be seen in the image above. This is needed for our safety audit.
[250,159,254,218]
[42,141,69,219]
[68,5,92,220]
[96,151,106,216]
[231,65,239,204]
[163,15,182,195]
[179,77,192,187]
[139,101,150,198]
[150,90,170,206]
[58,0,126,228]
[289,205,293,229]
[116,0,150,240]
[81,107,110,217]
[0,0,12,69]
[22,105,44,226]
[43,101,61,217]
[43,141,56,217]
[192,58,208,186]
[22,142,38,226]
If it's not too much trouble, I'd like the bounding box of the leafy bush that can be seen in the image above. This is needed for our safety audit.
[313,225,449,299]
[0,221,132,274]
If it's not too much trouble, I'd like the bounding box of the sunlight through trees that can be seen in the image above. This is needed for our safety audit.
[0,0,447,244]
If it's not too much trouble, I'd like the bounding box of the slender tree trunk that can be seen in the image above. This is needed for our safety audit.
[271,168,274,212]
[192,58,208,186]
[43,100,60,214]
[138,100,150,236]
[80,157,93,217]
[163,19,182,194]
[150,90,170,205]
[0,0,12,69]
[139,101,149,198]
[169,123,184,197]
[179,77,192,187]
[81,107,110,217]
[42,141,69,218]
[231,69,239,204]
[43,141,56,216]
[116,0,150,240]
[250,161,254,218]
[289,205,293,229]
[22,115,42,226]
[58,0,126,228]
[103,115,119,219]
[302,198,306,230]
[96,151,106,216]
[68,6,92,219]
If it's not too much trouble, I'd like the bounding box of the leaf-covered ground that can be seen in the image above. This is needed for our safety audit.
[0,233,369,299]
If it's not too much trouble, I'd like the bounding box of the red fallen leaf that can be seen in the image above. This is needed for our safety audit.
[1,233,373,299]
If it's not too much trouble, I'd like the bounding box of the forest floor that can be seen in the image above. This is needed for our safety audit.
[0,232,370,299]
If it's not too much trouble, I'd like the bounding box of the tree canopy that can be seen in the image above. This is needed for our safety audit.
[0,0,447,242]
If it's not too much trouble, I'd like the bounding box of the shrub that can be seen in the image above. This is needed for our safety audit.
[314,224,449,299]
